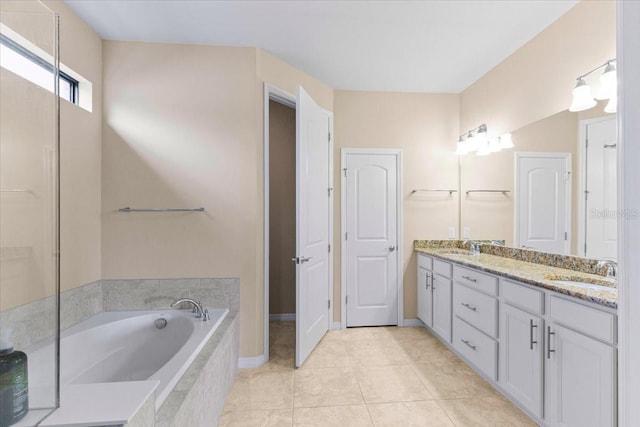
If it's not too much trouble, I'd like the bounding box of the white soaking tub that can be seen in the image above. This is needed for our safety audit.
[28,308,228,425]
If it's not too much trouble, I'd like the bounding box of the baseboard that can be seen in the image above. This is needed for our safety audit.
[331,322,342,330]
[238,354,266,369]
[269,313,296,321]
[401,318,424,327]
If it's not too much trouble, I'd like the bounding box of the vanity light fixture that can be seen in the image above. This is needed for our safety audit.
[455,124,513,156]
[569,59,616,112]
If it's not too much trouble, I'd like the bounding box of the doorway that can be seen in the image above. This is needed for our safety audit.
[579,116,617,260]
[341,149,403,328]
[515,152,572,254]
[263,84,333,368]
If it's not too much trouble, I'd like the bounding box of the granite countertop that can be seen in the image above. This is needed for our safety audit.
[415,245,617,309]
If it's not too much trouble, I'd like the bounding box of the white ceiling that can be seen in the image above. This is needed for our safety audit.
[64,0,578,93]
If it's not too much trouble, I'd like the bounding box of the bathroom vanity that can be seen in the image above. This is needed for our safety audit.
[415,241,617,427]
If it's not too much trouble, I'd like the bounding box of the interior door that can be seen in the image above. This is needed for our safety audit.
[516,153,571,254]
[295,86,331,367]
[345,152,398,327]
[584,117,617,259]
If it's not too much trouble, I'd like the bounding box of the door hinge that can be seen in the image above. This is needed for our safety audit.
[328,131,331,142]
[343,168,347,178]
[345,295,348,305]
[584,242,587,254]
[585,190,589,200]
[328,300,331,309]
[328,187,333,197]
[328,244,331,253]
[564,231,568,241]
[345,232,348,241]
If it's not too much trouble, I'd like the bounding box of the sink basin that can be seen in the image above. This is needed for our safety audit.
[551,280,616,291]
[436,249,474,256]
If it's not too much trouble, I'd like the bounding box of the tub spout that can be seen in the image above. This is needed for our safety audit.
[171,298,209,321]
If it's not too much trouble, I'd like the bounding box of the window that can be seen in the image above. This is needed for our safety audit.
[0,33,79,104]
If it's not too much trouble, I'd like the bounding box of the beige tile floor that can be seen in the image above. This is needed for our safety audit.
[219,322,538,427]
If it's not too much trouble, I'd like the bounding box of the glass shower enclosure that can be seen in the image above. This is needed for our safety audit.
[0,0,60,425]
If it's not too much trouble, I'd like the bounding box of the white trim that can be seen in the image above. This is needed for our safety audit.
[263,84,296,365]
[269,313,296,322]
[328,113,335,331]
[340,148,404,329]
[618,2,640,425]
[514,151,572,254]
[331,322,342,330]
[577,116,617,258]
[401,319,424,328]
[238,355,267,369]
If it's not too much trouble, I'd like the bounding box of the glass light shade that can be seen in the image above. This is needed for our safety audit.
[465,133,478,152]
[476,139,490,156]
[489,137,502,152]
[569,78,597,112]
[475,127,488,145]
[456,141,468,156]
[499,133,514,149]
[604,93,617,113]
[596,62,617,100]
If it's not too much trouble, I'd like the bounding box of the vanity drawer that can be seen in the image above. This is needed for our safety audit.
[434,259,452,278]
[548,296,616,344]
[418,254,433,270]
[453,316,498,381]
[453,265,498,296]
[454,283,498,338]
[502,280,544,315]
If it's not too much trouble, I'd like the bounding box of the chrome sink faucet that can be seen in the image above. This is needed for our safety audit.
[171,298,210,321]
[463,240,481,255]
[596,260,618,279]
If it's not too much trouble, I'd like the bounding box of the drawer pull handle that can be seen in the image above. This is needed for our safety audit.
[461,339,477,351]
[547,326,555,359]
[530,319,538,350]
[462,275,477,283]
[461,302,477,312]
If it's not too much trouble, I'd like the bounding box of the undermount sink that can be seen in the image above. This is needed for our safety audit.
[437,249,474,256]
[551,280,616,291]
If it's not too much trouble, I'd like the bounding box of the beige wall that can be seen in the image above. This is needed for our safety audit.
[268,100,296,315]
[333,91,460,321]
[460,0,615,136]
[0,0,102,310]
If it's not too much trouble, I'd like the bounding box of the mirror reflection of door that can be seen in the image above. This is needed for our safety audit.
[581,116,617,260]
[515,152,572,255]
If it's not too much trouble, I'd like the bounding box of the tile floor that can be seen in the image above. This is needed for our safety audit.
[219,322,537,426]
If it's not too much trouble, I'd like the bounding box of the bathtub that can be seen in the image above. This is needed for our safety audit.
[28,308,228,416]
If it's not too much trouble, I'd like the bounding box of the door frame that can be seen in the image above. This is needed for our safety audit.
[514,151,572,254]
[340,148,403,329]
[263,83,334,364]
[577,115,617,258]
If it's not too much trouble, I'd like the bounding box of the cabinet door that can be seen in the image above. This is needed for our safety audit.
[499,304,543,418]
[417,266,433,327]
[546,323,616,427]
[432,274,452,342]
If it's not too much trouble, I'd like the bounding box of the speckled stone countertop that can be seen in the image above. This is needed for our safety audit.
[414,240,617,309]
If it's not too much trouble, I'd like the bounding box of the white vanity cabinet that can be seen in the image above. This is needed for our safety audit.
[417,254,433,327]
[499,280,544,419]
[416,254,452,342]
[545,297,617,427]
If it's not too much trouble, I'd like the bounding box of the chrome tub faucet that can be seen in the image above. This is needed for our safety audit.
[171,298,210,321]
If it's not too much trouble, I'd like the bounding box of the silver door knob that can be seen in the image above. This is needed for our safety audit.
[388,246,396,252]
[301,256,312,263]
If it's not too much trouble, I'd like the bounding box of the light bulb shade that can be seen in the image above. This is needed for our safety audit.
[465,134,478,152]
[489,137,502,152]
[499,133,514,149]
[476,139,490,156]
[596,62,617,100]
[569,78,597,112]
[604,93,617,114]
[475,127,488,145]
[456,141,468,155]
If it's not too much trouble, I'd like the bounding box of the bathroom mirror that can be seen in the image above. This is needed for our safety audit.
[459,104,617,259]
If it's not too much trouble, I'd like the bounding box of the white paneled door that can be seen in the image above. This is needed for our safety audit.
[583,116,617,260]
[295,87,332,368]
[515,153,571,255]
[344,151,400,327]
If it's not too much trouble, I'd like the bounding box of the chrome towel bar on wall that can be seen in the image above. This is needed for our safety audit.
[465,190,510,195]
[118,207,205,212]
[410,189,457,195]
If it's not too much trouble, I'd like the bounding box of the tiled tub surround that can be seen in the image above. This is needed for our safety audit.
[414,240,617,308]
[0,277,239,426]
